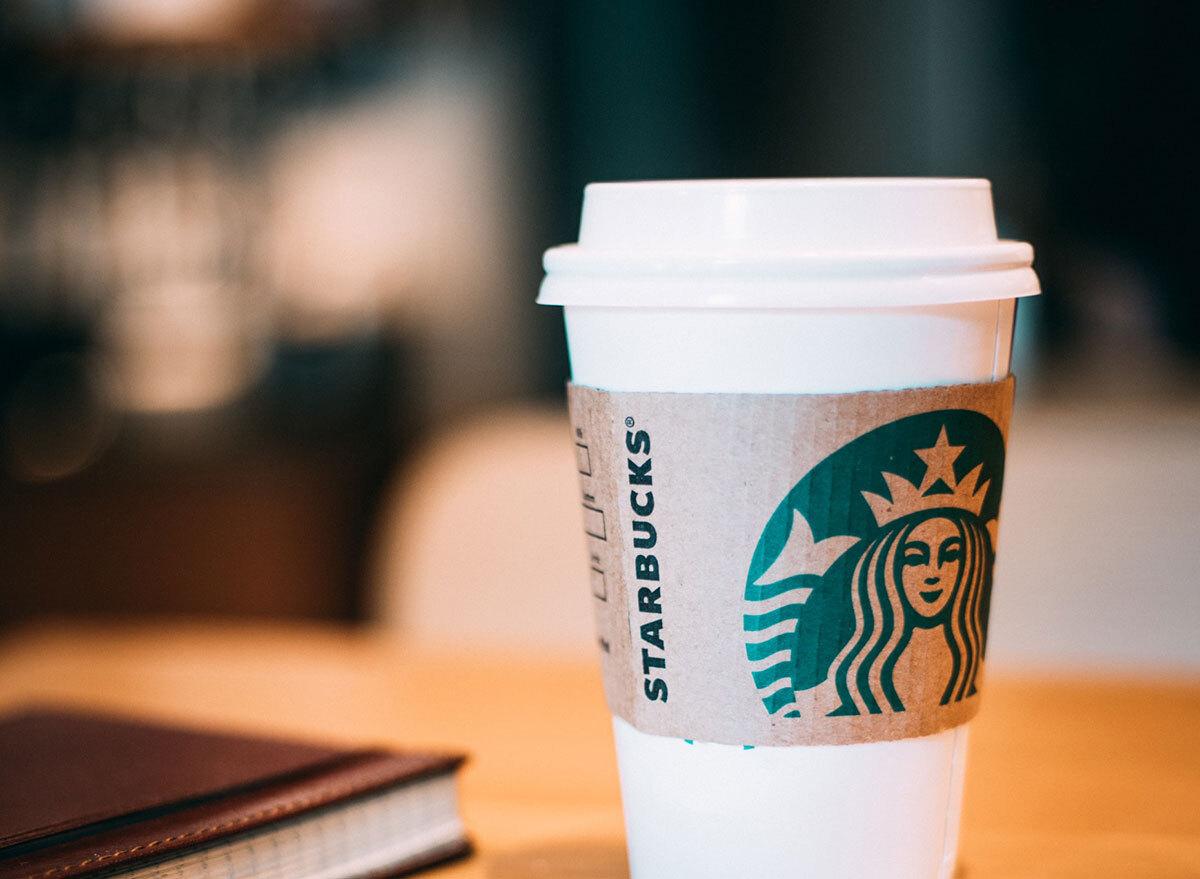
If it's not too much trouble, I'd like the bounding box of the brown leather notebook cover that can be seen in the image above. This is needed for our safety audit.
[0,708,468,879]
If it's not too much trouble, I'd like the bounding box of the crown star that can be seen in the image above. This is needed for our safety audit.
[914,427,965,494]
[861,425,990,526]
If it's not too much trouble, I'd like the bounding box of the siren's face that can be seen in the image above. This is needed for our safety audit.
[899,517,962,619]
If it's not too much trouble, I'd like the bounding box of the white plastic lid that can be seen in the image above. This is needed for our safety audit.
[539,178,1039,309]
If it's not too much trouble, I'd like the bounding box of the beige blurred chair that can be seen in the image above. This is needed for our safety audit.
[369,405,596,652]
[987,399,1200,672]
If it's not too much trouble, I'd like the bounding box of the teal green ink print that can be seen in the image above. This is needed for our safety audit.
[744,411,1005,719]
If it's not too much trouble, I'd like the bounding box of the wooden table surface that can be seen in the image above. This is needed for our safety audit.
[1,621,1197,878]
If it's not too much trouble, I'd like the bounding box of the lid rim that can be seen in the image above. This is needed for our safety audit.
[537,267,1040,310]
[544,241,1035,278]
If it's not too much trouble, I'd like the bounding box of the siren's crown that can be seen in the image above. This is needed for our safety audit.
[861,426,989,527]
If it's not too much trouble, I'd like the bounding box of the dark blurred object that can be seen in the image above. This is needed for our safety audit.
[1014,0,1200,360]
[0,324,411,623]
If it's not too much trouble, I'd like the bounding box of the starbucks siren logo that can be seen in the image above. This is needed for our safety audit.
[743,410,1005,718]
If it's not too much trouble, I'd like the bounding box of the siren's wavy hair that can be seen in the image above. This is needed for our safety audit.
[827,507,992,715]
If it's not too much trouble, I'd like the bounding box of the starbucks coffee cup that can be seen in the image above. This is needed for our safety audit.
[538,179,1038,879]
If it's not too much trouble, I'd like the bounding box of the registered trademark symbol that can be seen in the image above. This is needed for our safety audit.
[625,417,635,428]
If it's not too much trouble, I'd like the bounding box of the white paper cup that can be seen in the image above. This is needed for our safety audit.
[539,179,1037,879]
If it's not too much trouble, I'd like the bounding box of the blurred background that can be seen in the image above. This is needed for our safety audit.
[0,1,1196,672]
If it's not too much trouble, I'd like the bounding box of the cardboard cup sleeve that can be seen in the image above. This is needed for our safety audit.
[568,377,1014,747]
